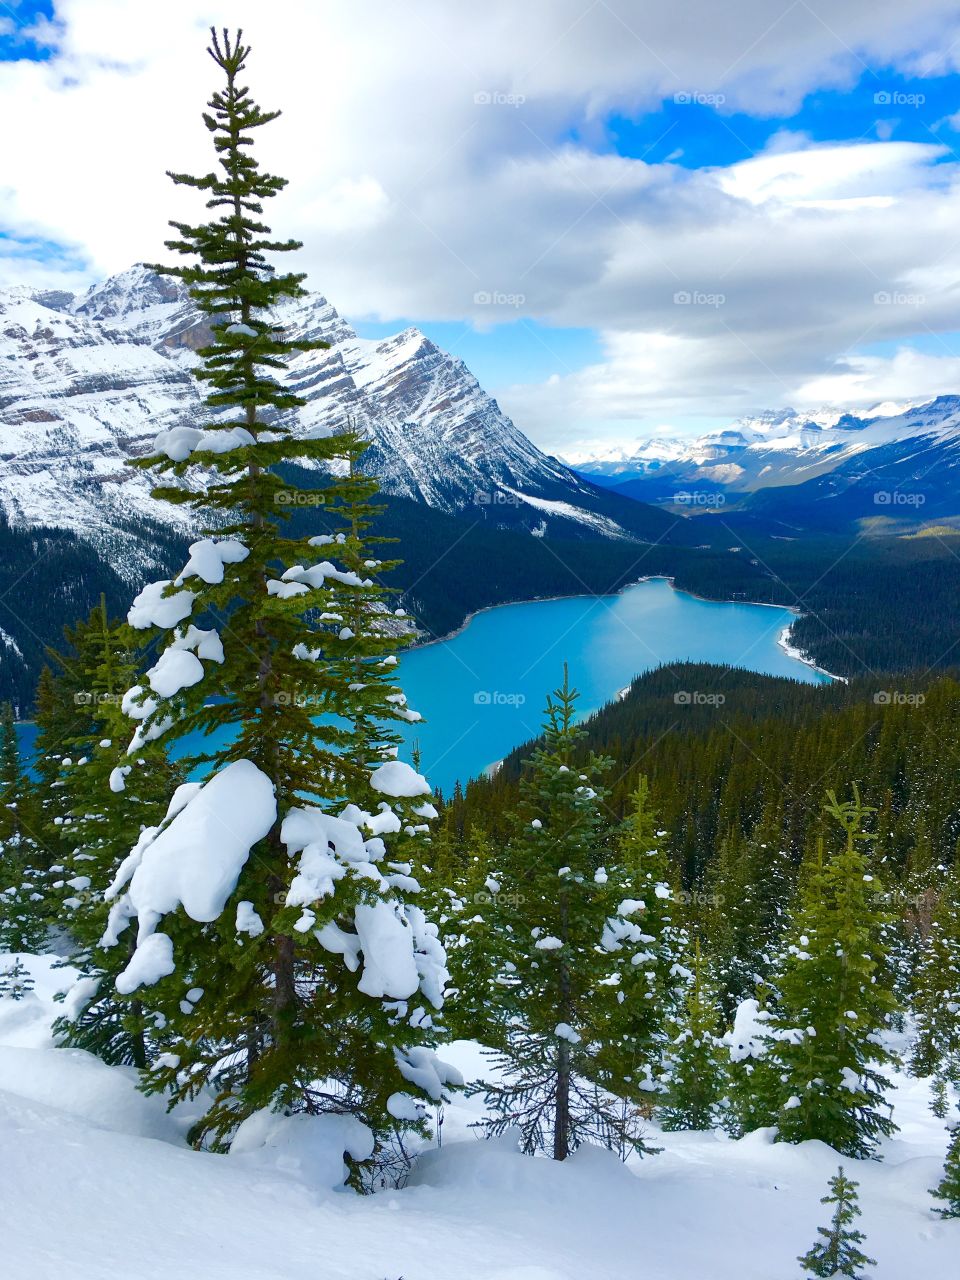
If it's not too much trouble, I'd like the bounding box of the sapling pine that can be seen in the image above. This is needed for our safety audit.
[798,1166,876,1279]
[767,788,899,1158]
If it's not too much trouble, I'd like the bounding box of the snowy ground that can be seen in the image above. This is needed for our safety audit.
[1,954,956,1280]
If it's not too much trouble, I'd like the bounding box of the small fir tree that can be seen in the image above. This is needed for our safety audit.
[658,939,728,1131]
[768,789,899,1158]
[0,956,34,1001]
[475,670,657,1160]
[798,1167,876,1279]
[910,861,960,1084]
[52,599,184,1067]
[931,1105,960,1218]
[0,701,48,953]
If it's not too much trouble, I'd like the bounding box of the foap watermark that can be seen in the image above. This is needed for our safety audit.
[674,90,726,107]
[874,289,925,307]
[74,691,122,707]
[874,690,926,707]
[874,489,925,507]
[474,489,521,507]
[874,90,926,107]
[674,490,725,507]
[273,691,325,708]
[274,491,326,506]
[474,289,526,308]
[474,690,526,707]
[674,690,725,707]
[474,90,526,108]
[674,289,725,307]
[470,889,525,908]
[675,889,724,907]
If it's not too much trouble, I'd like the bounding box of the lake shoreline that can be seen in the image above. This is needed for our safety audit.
[408,574,844,683]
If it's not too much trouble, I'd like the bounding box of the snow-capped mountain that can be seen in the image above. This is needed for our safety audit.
[0,265,665,580]
[572,399,960,526]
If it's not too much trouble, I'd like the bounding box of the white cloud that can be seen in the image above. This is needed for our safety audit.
[4,0,960,448]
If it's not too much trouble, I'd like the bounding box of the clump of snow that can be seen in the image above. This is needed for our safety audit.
[127,580,195,630]
[175,538,248,586]
[115,933,175,995]
[370,760,431,798]
[230,1109,375,1191]
[153,424,255,462]
[104,761,276,992]
[145,648,205,698]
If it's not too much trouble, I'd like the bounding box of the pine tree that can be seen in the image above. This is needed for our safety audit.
[100,29,453,1155]
[436,827,507,1044]
[475,670,656,1160]
[910,862,960,1084]
[798,1167,876,1279]
[0,700,21,844]
[705,804,795,1014]
[0,701,48,953]
[52,599,184,1067]
[722,981,782,1137]
[931,1106,960,1218]
[768,788,899,1158]
[658,939,728,1131]
[602,776,686,1090]
[0,956,34,1001]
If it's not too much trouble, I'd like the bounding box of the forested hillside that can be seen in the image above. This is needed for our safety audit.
[453,662,960,883]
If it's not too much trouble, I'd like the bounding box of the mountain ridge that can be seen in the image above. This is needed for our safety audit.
[0,264,684,575]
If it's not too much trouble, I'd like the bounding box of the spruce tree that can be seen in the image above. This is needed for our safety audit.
[0,956,34,1001]
[768,789,899,1158]
[475,670,656,1159]
[910,861,960,1084]
[798,1167,876,1279]
[723,981,781,1137]
[52,599,184,1067]
[931,1105,960,1218]
[0,701,48,953]
[602,776,686,1089]
[0,700,21,844]
[100,29,453,1154]
[658,939,728,1131]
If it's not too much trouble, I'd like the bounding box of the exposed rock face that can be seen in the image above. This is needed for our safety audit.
[0,264,637,576]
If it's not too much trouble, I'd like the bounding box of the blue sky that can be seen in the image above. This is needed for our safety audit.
[0,1,55,60]
[4,2,960,454]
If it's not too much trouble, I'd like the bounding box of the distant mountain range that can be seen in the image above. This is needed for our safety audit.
[0,264,682,585]
[571,401,960,532]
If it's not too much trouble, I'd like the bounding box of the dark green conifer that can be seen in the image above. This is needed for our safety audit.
[798,1167,876,1278]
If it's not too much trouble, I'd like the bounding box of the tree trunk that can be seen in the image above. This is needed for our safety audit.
[554,1034,571,1160]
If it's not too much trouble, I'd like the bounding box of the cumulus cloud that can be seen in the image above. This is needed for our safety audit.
[4,0,960,446]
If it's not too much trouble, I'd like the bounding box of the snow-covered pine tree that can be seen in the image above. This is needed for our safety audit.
[0,701,48,953]
[100,29,455,1154]
[658,938,728,1131]
[910,861,960,1085]
[436,827,508,1044]
[0,699,21,845]
[28,651,97,870]
[722,983,782,1137]
[601,776,686,1087]
[53,598,184,1068]
[931,1104,960,1218]
[476,670,657,1160]
[768,788,899,1158]
[0,956,34,1001]
[705,802,794,1014]
[798,1166,876,1279]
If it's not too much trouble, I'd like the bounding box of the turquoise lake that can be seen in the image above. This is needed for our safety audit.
[17,578,829,795]
[395,577,828,793]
